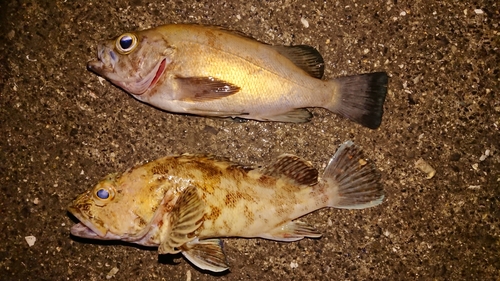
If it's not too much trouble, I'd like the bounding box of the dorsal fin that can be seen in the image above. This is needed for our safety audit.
[271,45,325,79]
[261,154,318,186]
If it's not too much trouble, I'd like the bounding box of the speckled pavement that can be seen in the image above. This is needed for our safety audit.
[1,1,499,280]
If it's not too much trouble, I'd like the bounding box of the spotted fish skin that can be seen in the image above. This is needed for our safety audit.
[68,141,384,272]
[88,24,388,128]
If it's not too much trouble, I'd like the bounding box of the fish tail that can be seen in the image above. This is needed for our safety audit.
[327,72,388,129]
[323,141,384,209]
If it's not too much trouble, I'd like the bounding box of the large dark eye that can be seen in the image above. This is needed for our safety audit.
[96,189,109,199]
[115,33,137,54]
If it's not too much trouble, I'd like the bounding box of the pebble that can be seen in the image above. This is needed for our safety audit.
[105,267,119,279]
[25,235,36,247]
[415,158,436,179]
[300,17,309,28]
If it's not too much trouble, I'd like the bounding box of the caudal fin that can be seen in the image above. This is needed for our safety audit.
[329,72,388,129]
[324,141,384,209]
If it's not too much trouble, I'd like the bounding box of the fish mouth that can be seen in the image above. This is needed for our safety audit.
[87,57,167,96]
[68,205,111,239]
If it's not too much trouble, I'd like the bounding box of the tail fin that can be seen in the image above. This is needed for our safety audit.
[328,72,388,129]
[324,141,384,209]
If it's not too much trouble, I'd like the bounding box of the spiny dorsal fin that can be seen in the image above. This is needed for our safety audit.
[158,185,205,254]
[175,76,240,102]
[181,238,229,272]
[271,45,325,79]
[261,154,318,186]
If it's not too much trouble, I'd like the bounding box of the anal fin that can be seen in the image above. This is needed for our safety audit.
[260,221,322,242]
[181,238,229,272]
[265,108,312,123]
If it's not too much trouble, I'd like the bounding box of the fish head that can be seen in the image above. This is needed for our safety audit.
[68,173,149,241]
[87,29,172,95]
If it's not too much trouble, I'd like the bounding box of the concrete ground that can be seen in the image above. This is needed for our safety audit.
[1,0,498,280]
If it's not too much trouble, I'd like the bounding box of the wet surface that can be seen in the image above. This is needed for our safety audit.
[1,0,499,280]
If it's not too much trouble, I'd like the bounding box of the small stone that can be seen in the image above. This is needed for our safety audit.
[300,17,309,28]
[106,267,119,279]
[33,198,40,205]
[7,30,15,40]
[290,261,299,269]
[415,158,436,179]
[474,9,484,15]
[25,236,36,247]
[98,77,106,85]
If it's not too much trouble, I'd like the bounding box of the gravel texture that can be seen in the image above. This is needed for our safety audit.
[1,0,499,280]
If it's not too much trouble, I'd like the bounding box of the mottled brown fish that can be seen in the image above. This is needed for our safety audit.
[68,141,384,272]
[88,24,388,128]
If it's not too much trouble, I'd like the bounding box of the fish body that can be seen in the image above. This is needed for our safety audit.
[88,24,388,128]
[68,141,384,272]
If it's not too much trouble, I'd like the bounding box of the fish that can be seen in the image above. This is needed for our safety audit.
[68,141,384,272]
[87,24,388,129]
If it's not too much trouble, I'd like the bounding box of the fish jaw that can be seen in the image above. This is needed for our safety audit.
[67,201,110,238]
[87,42,168,96]
[69,222,123,240]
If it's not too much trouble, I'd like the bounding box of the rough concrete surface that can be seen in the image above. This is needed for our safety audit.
[1,0,499,280]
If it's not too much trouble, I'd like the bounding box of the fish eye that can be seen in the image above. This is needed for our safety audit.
[115,33,138,54]
[96,189,109,199]
[93,183,116,205]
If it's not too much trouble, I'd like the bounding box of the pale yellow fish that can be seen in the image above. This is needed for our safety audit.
[88,24,388,128]
[68,141,384,272]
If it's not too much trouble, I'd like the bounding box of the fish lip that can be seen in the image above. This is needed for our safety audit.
[87,59,106,75]
[70,222,103,239]
[67,205,108,238]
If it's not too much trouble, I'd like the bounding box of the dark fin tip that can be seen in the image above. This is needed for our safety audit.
[333,72,388,129]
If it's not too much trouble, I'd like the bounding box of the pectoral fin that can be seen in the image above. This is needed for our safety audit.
[181,238,229,272]
[260,221,322,242]
[175,76,240,102]
[158,185,205,254]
